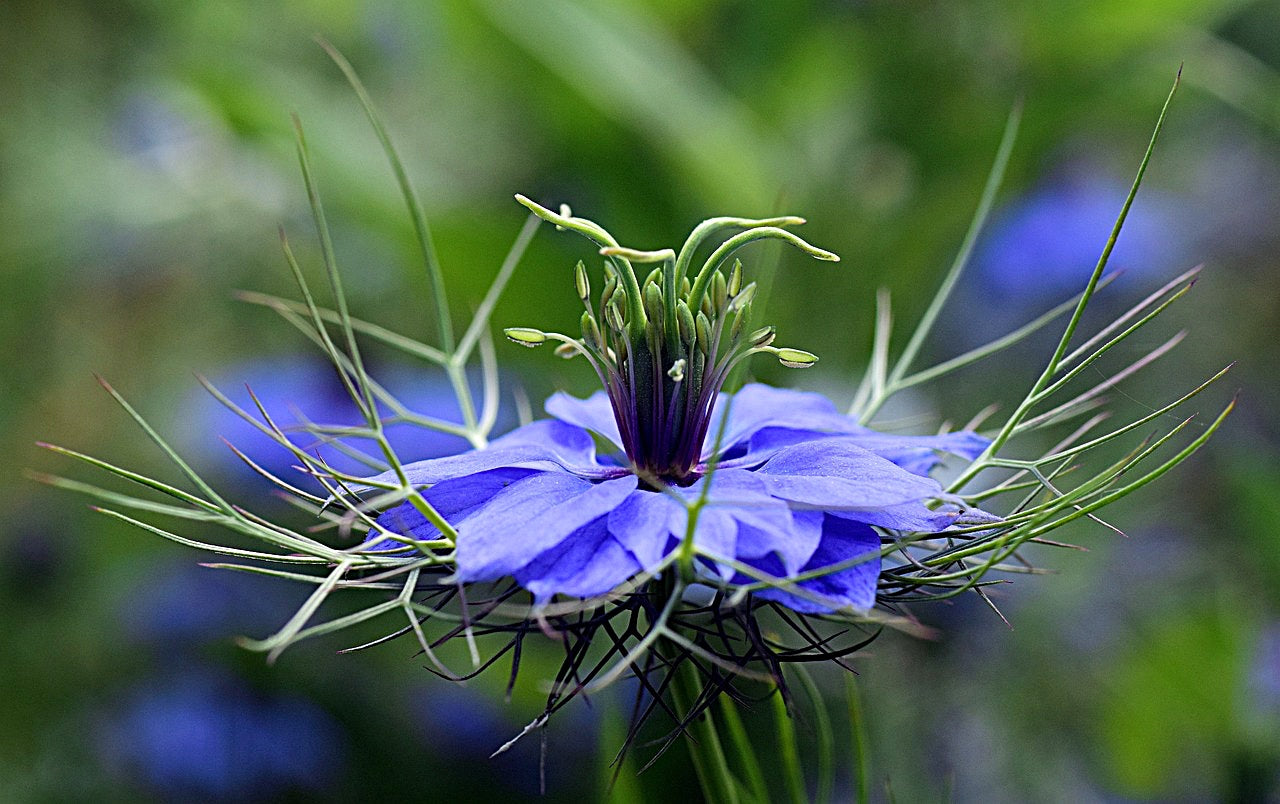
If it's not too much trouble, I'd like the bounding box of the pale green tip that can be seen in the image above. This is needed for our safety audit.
[514,194,564,225]
[775,347,819,368]
[504,327,548,347]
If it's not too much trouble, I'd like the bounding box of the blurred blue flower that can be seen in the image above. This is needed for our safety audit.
[414,684,513,757]
[409,683,599,796]
[185,355,512,489]
[113,91,202,171]
[1249,623,1280,713]
[971,163,1185,310]
[0,523,66,602]
[369,384,989,610]
[104,565,348,799]
[122,560,307,648]
[98,667,346,799]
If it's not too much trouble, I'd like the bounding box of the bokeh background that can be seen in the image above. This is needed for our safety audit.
[4,0,1278,800]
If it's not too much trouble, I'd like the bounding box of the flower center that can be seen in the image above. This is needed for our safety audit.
[599,260,770,484]
[504,198,835,483]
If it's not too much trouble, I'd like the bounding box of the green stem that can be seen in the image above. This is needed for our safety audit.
[674,659,740,804]
[771,686,807,804]
[717,695,769,803]
[845,674,871,804]
[794,666,834,804]
[599,700,643,804]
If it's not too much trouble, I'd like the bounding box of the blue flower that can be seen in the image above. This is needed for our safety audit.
[366,206,990,613]
[370,383,987,612]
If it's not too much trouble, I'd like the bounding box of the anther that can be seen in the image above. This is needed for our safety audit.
[676,300,695,345]
[695,312,713,356]
[574,261,590,302]
[581,312,602,349]
[775,347,818,368]
[712,271,728,313]
[504,327,548,347]
[727,259,742,297]
[748,325,776,347]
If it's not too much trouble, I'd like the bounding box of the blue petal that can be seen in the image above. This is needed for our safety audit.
[367,467,538,551]
[703,384,989,478]
[733,505,822,578]
[545,390,623,448]
[687,469,816,576]
[691,509,738,579]
[828,502,960,532]
[604,470,826,582]
[832,430,990,476]
[356,419,612,491]
[704,384,853,457]
[755,438,945,512]
[878,503,1002,535]
[456,473,638,582]
[605,486,739,579]
[718,427,991,477]
[754,513,881,613]
[607,490,681,571]
[714,427,825,468]
[516,519,642,602]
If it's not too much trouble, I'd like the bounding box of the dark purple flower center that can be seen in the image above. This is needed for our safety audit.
[580,259,780,486]
[505,201,833,484]
[603,302,746,485]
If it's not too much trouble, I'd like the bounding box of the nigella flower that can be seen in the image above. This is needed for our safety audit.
[365,198,990,612]
[43,72,1233,796]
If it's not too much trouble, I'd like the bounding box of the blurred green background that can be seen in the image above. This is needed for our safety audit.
[4,0,1278,800]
